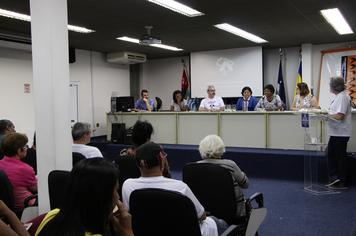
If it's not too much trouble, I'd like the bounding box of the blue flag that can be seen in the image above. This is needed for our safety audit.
[277,59,286,108]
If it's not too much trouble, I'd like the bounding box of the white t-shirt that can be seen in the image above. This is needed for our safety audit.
[199,96,225,111]
[170,99,188,111]
[328,91,352,137]
[72,144,103,159]
[122,176,218,236]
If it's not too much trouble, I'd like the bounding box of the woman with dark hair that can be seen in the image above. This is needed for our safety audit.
[236,86,258,111]
[325,77,352,190]
[255,84,283,111]
[36,158,133,236]
[170,90,188,111]
[291,82,319,110]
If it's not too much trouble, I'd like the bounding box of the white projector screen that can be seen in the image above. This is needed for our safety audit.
[191,46,263,98]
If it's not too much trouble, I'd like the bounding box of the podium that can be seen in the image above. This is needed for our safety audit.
[301,112,339,195]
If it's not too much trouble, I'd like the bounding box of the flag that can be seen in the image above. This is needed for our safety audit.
[277,58,286,107]
[293,59,302,98]
[181,62,190,98]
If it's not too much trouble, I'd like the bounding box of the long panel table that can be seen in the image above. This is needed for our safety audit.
[107,111,356,151]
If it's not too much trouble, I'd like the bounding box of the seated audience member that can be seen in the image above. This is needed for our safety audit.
[36,158,133,236]
[170,90,188,111]
[135,89,155,111]
[0,133,37,213]
[291,82,319,111]
[120,120,171,178]
[198,135,249,219]
[122,142,228,236]
[0,119,16,150]
[199,85,225,111]
[72,122,103,159]
[236,86,258,111]
[22,133,37,175]
[0,200,30,236]
[255,84,283,111]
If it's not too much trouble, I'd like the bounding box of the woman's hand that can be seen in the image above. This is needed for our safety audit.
[111,200,134,236]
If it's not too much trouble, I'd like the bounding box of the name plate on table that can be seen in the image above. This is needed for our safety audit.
[301,113,309,128]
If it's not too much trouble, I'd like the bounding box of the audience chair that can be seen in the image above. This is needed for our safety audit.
[72,152,86,166]
[22,147,37,175]
[129,188,238,236]
[48,170,70,209]
[114,156,140,197]
[183,162,267,236]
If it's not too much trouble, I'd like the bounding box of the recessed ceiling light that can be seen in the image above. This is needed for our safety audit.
[214,23,267,44]
[148,0,204,17]
[150,43,183,51]
[0,8,95,33]
[117,36,140,44]
[117,36,183,51]
[320,8,353,35]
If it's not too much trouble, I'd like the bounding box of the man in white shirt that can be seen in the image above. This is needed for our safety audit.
[122,142,224,236]
[199,85,225,111]
[72,122,103,159]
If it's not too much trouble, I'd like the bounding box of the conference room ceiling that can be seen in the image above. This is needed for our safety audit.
[0,0,356,59]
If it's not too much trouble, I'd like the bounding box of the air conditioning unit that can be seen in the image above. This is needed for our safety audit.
[107,51,146,64]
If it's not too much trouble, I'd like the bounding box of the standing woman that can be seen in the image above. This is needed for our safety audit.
[326,77,352,190]
[291,82,319,110]
[236,86,258,111]
[255,84,283,111]
[170,90,188,111]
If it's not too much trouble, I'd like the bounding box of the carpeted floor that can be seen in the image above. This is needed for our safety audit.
[171,171,356,236]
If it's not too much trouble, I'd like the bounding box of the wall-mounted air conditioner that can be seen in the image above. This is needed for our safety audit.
[106,51,147,64]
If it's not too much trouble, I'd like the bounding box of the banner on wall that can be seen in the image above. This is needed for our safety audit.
[317,48,356,109]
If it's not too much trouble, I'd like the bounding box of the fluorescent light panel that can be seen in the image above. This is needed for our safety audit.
[0,8,94,33]
[214,23,267,43]
[148,0,204,17]
[117,36,183,51]
[320,8,353,35]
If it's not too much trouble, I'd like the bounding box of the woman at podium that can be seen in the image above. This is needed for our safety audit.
[326,77,352,190]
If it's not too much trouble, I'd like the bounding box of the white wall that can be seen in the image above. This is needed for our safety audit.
[0,44,130,139]
[141,56,189,110]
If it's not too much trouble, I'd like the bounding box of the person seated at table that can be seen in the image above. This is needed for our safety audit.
[198,135,249,219]
[199,85,225,111]
[255,84,283,111]
[36,158,134,236]
[135,89,155,111]
[236,86,258,111]
[170,90,188,111]
[291,82,319,111]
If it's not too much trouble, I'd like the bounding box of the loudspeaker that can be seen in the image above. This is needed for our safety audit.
[111,123,126,144]
[69,47,76,64]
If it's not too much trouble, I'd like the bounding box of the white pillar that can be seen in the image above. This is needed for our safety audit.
[30,0,72,213]
[301,44,313,93]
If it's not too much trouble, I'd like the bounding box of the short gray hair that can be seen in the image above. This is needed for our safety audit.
[72,122,91,141]
[207,85,215,91]
[329,76,345,93]
[199,135,225,159]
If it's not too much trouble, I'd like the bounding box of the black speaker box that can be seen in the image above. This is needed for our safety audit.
[111,123,126,144]
[69,47,76,63]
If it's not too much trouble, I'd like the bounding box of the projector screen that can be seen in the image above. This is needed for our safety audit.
[191,46,263,98]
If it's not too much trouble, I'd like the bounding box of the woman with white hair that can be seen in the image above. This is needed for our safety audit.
[198,135,249,219]
[326,76,352,190]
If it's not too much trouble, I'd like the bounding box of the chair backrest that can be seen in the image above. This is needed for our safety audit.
[115,156,141,197]
[129,188,202,236]
[0,169,15,212]
[72,152,86,166]
[48,170,70,210]
[183,162,237,224]
[22,148,37,175]
[155,97,162,111]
